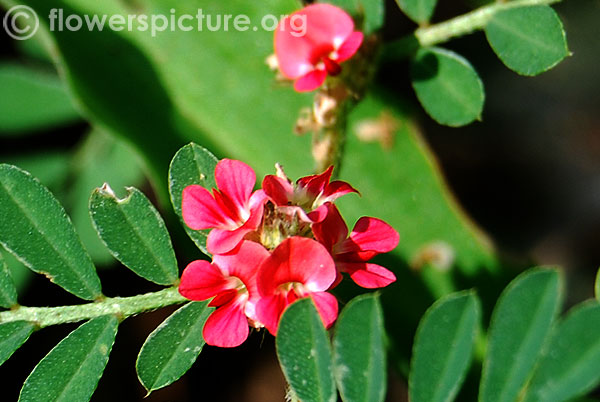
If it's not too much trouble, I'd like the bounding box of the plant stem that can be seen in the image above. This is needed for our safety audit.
[393,0,561,53]
[311,96,349,174]
[0,287,187,328]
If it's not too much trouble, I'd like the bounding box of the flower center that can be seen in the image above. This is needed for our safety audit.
[278,282,308,298]
[259,203,311,250]
[228,276,247,294]
[322,57,341,76]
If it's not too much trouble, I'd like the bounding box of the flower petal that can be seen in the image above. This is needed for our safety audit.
[179,260,230,301]
[312,203,348,250]
[206,198,266,255]
[212,240,270,295]
[302,4,355,51]
[182,185,233,230]
[249,189,269,210]
[321,180,359,203]
[338,262,397,288]
[209,289,238,307]
[298,165,333,197]
[257,237,336,296]
[294,69,328,92]
[336,31,364,62]
[275,4,355,78]
[262,175,294,205]
[338,217,400,254]
[207,226,252,255]
[275,16,315,79]
[336,250,378,262]
[305,204,329,223]
[214,159,256,211]
[255,293,288,335]
[310,292,339,328]
[203,298,250,347]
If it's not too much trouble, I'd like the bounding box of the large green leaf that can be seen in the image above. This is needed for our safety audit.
[0,164,102,300]
[338,95,496,275]
[12,0,497,277]
[522,301,600,402]
[333,293,386,402]
[395,0,437,24]
[0,321,35,366]
[0,63,80,135]
[411,47,485,127]
[323,0,384,34]
[136,301,212,393]
[7,0,310,200]
[0,252,18,308]
[409,291,480,402]
[276,298,336,402]
[19,315,118,402]
[479,268,562,402]
[485,5,569,76]
[90,185,179,285]
[168,143,219,255]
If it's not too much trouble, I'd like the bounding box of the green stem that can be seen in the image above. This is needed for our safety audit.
[392,0,561,54]
[312,106,348,174]
[0,287,187,328]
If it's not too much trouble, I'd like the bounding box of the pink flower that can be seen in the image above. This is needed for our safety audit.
[179,241,270,347]
[275,3,364,92]
[182,159,267,254]
[255,237,338,335]
[262,165,358,223]
[312,203,399,288]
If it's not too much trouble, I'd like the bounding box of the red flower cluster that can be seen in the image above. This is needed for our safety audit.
[179,160,398,347]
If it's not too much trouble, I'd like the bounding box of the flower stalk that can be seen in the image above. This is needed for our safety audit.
[0,287,187,328]
[310,87,351,174]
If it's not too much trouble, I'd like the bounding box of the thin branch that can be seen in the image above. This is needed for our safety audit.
[390,0,562,54]
[0,287,187,328]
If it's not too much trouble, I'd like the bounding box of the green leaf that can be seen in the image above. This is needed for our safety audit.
[333,293,386,402]
[136,301,212,393]
[395,0,437,24]
[339,95,497,275]
[323,0,384,34]
[0,252,18,308]
[479,268,562,402]
[276,298,336,402]
[0,63,80,135]
[522,301,600,402]
[69,130,145,266]
[168,143,218,255]
[409,291,481,402]
[0,164,102,300]
[485,5,569,76]
[90,185,179,285]
[411,47,485,127]
[18,315,118,402]
[0,321,35,366]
